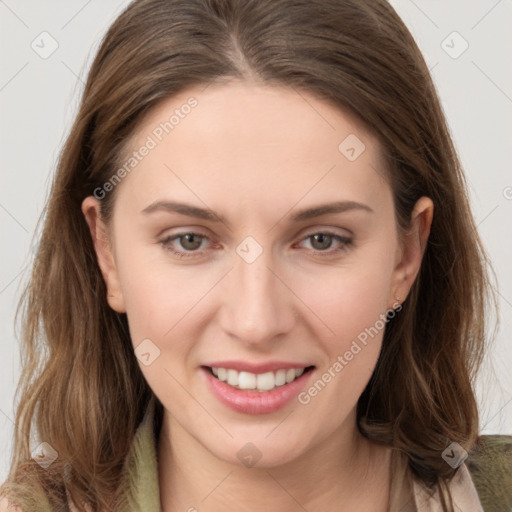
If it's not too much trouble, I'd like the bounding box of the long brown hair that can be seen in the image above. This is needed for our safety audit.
[1,0,496,510]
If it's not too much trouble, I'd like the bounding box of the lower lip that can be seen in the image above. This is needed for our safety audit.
[202,367,314,414]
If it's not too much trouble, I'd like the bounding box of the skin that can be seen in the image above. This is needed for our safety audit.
[82,80,433,511]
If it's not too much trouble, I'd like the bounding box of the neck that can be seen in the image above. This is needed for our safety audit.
[157,410,393,512]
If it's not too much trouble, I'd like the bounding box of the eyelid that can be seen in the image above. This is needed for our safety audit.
[159,224,352,241]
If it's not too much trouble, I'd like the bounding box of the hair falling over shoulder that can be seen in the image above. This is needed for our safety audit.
[1,1,496,510]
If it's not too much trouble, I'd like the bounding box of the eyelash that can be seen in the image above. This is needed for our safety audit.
[159,230,353,260]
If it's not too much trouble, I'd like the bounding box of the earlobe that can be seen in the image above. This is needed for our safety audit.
[81,196,126,313]
[389,196,434,306]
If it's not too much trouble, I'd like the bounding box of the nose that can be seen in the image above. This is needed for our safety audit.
[219,246,296,348]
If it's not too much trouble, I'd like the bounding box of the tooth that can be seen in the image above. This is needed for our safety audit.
[215,367,307,389]
[227,369,238,386]
[275,369,286,386]
[285,369,296,384]
[256,371,275,391]
[238,371,256,390]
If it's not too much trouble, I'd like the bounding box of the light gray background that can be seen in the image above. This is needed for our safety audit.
[1,0,511,482]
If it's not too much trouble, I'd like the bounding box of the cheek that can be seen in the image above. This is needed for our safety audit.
[294,245,396,407]
[293,270,392,429]
[115,252,205,405]
[112,237,181,348]
[304,278,389,394]
[303,258,395,349]
[119,265,201,348]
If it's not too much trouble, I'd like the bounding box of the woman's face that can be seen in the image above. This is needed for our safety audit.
[83,80,430,468]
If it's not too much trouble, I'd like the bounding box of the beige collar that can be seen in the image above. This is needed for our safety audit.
[412,463,484,511]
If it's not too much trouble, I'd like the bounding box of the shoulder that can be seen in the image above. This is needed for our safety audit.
[467,434,512,512]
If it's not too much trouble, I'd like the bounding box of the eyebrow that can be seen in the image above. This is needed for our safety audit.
[140,200,374,224]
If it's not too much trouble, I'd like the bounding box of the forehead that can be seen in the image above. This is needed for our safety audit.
[115,80,390,220]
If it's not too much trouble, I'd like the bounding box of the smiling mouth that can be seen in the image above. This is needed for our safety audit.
[204,365,315,392]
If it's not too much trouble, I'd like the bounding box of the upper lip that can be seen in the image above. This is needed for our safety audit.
[202,361,314,374]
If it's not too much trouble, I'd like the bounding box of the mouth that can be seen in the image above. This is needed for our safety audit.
[202,365,316,393]
[200,359,317,414]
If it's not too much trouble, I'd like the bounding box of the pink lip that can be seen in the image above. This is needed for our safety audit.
[202,360,312,374]
[201,366,314,414]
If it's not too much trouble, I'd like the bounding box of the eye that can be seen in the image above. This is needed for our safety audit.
[159,230,353,260]
[160,232,210,259]
[296,231,353,255]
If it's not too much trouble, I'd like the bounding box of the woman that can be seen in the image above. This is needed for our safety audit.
[1,0,508,511]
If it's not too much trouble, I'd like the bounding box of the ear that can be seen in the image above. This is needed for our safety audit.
[81,196,126,313]
[389,196,434,308]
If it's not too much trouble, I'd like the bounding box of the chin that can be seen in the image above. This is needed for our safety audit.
[202,432,312,470]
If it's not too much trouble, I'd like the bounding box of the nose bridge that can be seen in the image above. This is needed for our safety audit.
[222,240,294,343]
